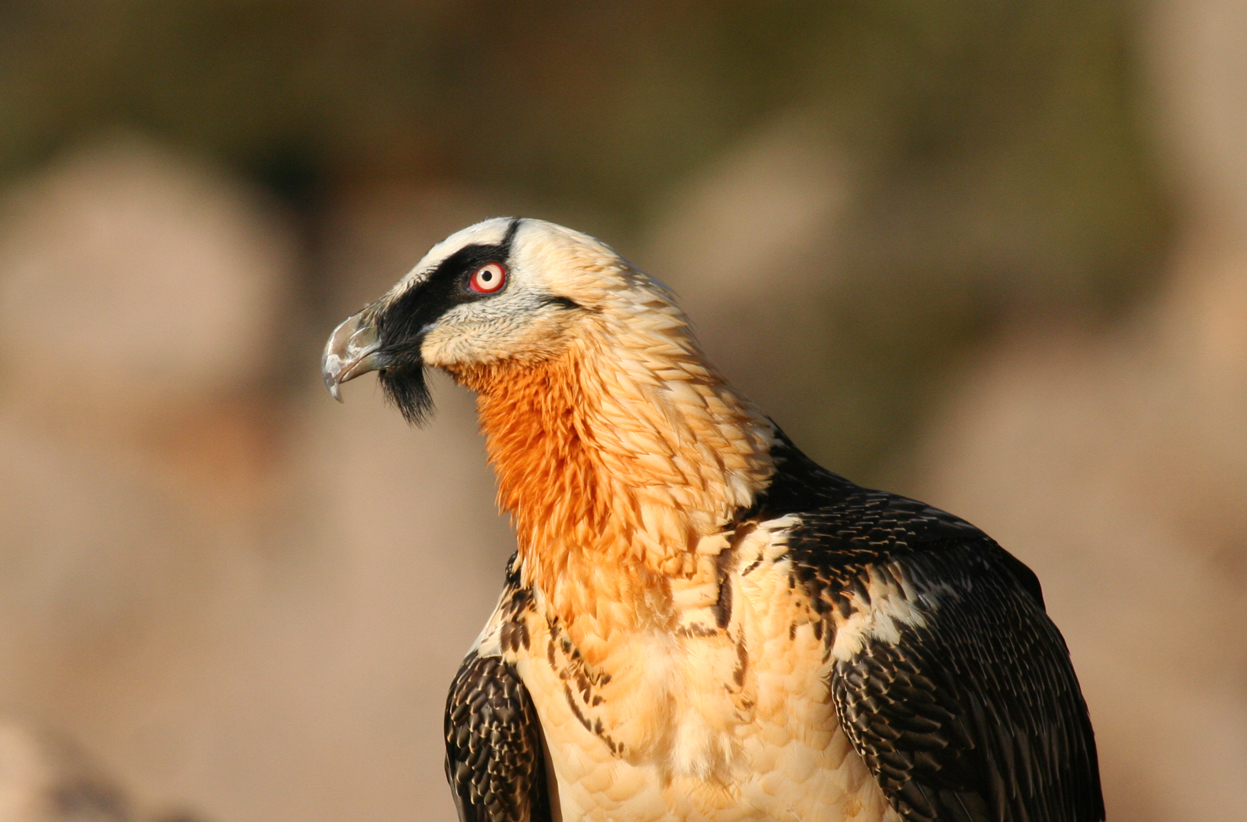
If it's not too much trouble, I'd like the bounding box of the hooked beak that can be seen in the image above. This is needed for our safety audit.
[322,310,381,401]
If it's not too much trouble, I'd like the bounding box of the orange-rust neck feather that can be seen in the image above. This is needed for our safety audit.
[455,324,775,637]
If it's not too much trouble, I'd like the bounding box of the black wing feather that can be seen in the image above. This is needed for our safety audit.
[753,430,1104,822]
[824,542,1102,822]
[444,650,552,822]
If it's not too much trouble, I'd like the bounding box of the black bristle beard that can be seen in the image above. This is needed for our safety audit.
[379,365,436,426]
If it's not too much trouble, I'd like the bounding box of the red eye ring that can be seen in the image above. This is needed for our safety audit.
[469,262,507,294]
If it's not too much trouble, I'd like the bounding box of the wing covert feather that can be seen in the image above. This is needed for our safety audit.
[444,650,552,822]
[753,433,1104,822]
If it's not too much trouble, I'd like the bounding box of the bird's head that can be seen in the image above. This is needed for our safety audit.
[323,217,777,597]
[322,217,670,423]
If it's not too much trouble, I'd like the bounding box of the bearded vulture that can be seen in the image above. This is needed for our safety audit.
[322,218,1103,822]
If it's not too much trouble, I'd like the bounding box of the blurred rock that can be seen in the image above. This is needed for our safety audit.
[0,136,296,819]
[0,134,294,515]
[1145,0,1247,234]
[0,133,292,415]
[639,113,865,464]
[0,719,208,822]
[0,719,131,822]
[643,110,851,308]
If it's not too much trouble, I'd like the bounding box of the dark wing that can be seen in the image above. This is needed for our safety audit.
[752,433,1104,822]
[825,541,1103,822]
[444,650,552,822]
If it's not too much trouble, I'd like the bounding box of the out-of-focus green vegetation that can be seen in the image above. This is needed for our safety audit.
[0,0,1171,480]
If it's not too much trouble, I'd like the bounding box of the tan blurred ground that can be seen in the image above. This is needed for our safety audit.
[0,3,1241,822]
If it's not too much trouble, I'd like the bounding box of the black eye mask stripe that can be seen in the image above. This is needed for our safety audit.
[375,218,522,425]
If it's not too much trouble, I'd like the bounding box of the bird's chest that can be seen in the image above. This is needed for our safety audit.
[504,545,894,822]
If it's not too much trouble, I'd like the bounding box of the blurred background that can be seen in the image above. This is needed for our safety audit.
[0,1,1242,820]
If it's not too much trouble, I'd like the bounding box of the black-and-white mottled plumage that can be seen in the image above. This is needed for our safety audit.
[323,218,1103,822]
[446,649,551,822]
[445,559,552,822]
[757,435,1103,822]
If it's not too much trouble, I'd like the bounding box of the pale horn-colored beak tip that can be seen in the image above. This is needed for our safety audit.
[322,310,381,402]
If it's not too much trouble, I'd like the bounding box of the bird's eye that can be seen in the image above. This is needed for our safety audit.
[469,262,507,294]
